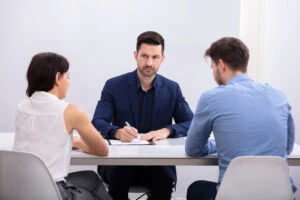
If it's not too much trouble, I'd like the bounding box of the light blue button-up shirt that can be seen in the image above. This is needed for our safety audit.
[185,74,296,192]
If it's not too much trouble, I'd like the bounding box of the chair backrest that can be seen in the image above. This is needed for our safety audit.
[0,150,62,200]
[215,156,294,200]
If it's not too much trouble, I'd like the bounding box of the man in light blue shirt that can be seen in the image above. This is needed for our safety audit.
[185,37,296,200]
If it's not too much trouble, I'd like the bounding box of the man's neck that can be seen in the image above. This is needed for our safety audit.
[139,76,155,92]
[224,71,244,84]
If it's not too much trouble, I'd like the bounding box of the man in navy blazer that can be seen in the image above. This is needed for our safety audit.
[92,31,193,200]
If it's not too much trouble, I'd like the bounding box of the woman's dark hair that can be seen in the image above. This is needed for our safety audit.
[136,31,165,54]
[26,52,69,97]
[205,37,249,72]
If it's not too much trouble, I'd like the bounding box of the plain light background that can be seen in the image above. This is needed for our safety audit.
[0,0,299,199]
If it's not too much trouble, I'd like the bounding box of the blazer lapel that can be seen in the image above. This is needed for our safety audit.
[151,75,163,127]
[127,71,139,126]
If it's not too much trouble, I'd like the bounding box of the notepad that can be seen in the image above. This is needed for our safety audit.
[109,134,153,145]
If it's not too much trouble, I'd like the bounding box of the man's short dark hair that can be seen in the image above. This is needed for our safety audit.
[26,52,69,97]
[136,31,165,54]
[205,37,249,72]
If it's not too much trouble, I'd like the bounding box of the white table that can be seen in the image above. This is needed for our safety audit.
[1,132,300,166]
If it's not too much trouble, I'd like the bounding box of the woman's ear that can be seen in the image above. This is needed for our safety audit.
[55,72,61,85]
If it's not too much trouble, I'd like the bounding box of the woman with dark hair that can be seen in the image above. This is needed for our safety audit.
[13,52,112,200]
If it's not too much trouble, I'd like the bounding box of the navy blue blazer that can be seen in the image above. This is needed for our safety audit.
[92,70,193,139]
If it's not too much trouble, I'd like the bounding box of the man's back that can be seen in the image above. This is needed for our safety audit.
[186,74,294,184]
[185,37,296,200]
[204,75,292,182]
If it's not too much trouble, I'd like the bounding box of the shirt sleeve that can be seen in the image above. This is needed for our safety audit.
[185,93,216,157]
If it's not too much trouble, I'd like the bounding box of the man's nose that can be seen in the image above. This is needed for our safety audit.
[146,58,153,66]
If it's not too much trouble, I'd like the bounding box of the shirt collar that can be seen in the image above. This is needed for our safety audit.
[227,74,250,84]
[135,71,157,91]
[31,91,60,101]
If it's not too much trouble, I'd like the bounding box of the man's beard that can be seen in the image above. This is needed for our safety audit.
[138,65,157,77]
[215,68,225,85]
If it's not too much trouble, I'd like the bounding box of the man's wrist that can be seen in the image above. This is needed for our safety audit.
[165,126,174,138]
[113,128,122,139]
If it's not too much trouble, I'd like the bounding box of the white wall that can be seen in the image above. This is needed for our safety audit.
[0,0,240,131]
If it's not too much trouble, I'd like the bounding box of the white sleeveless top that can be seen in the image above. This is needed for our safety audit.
[13,91,72,182]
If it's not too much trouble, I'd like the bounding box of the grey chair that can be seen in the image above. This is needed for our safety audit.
[215,156,294,200]
[0,150,62,200]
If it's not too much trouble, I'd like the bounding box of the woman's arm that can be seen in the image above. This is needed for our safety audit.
[64,104,109,156]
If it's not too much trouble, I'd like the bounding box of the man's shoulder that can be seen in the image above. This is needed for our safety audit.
[263,83,289,103]
[156,74,179,87]
[263,83,285,93]
[202,86,226,97]
[106,71,134,85]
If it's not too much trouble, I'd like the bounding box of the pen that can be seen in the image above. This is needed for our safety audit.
[125,121,131,127]
[125,121,138,138]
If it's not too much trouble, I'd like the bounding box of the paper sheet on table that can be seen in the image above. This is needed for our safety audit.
[109,134,152,145]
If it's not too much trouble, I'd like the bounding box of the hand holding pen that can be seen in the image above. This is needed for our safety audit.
[115,121,138,142]
[125,121,132,127]
[125,121,138,136]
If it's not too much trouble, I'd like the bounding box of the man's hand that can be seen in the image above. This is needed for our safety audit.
[115,126,138,142]
[140,128,170,141]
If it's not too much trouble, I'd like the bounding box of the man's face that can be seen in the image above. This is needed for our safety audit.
[211,60,224,85]
[134,43,165,78]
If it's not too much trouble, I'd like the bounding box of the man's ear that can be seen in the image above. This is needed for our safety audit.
[134,51,138,61]
[218,59,226,73]
[161,54,165,62]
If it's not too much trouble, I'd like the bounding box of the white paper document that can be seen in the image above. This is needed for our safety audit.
[109,134,152,145]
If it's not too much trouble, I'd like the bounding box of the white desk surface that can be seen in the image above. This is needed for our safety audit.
[1,132,300,166]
